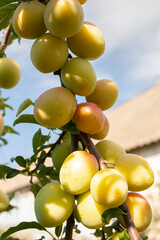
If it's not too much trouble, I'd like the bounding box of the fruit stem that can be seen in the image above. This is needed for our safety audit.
[0,24,11,55]
[64,134,79,240]
[79,131,142,240]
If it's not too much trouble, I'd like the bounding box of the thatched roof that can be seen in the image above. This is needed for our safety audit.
[106,81,160,151]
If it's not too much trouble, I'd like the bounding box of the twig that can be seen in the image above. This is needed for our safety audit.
[0,24,12,54]
[79,132,142,240]
[31,131,66,173]
[101,228,106,240]
[64,134,79,240]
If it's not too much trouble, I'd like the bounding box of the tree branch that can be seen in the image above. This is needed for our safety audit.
[79,132,142,240]
[31,131,66,173]
[0,24,12,54]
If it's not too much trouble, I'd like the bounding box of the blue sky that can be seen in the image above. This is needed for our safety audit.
[1,0,160,165]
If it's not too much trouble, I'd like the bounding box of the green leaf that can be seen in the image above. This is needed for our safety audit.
[3,126,19,135]
[55,224,62,238]
[32,129,50,153]
[60,121,80,134]
[0,137,8,146]
[6,169,20,178]
[0,221,54,240]
[0,165,12,179]
[117,230,130,240]
[16,98,34,117]
[0,102,13,111]
[0,0,19,8]
[14,156,26,168]
[13,114,39,126]
[0,4,19,31]
[101,208,126,224]
[140,235,148,240]
[30,184,41,197]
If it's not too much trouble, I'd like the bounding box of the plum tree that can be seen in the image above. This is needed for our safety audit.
[114,154,154,191]
[67,21,105,60]
[59,150,99,194]
[0,190,9,213]
[0,58,21,89]
[89,115,109,140]
[0,113,4,136]
[118,192,152,232]
[86,79,118,110]
[61,57,97,96]
[34,181,75,227]
[30,33,68,73]
[44,0,84,38]
[73,102,105,134]
[90,168,128,208]
[12,1,46,39]
[76,190,108,229]
[34,87,77,129]
[96,140,126,166]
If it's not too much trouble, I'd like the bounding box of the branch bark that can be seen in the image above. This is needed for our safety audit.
[79,132,142,240]
[0,24,12,53]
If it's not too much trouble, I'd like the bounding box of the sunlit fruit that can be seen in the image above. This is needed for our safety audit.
[52,139,82,171]
[34,87,77,129]
[86,79,118,110]
[30,33,68,73]
[61,57,97,96]
[34,181,75,227]
[118,192,152,232]
[73,102,105,134]
[96,140,126,167]
[114,154,154,191]
[0,58,21,89]
[76,190,107,229]
[89,115,109,140]
[12,1,46,39]
[67,21,105,60]
[60,150,99,195]
[44,0,84,38]
[0,190,9,212]
[0,113,4,136]
[90,168,128,208]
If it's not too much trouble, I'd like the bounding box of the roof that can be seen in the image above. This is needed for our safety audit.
[106,81,160,151]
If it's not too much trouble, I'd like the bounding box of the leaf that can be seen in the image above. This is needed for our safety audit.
[61,121,80,134]
[16,98,34,117]
[0,4,19,31]
[0,0,19,8]
[3,126,19,135]
[55,224,62,238]
[0,137,8,146]
[0,221,54,240]
[32,129,50,153]
[117,230,130,240]
[101,208,126,224]
[0,165,12,179]
[13,114,39,126]
[30,184,41,198]
[0,102,13,111]
[14,156,26,168]
[6,169,21,178]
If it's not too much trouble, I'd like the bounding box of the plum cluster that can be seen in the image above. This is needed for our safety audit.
[10,0,155,237]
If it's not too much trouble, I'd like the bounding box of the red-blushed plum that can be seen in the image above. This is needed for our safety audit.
[73,102,105,134]
[34,181,75,227]
[60,151,99,195]
[67,21,105,60]
[89,115,109,140]
[34,87,77,129]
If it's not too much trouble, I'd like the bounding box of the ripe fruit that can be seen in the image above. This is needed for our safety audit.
[30,33,68,73]
[76,190,107,229]
[34,181,75,227]
[44,0,84,38]
[73,102,105,134]
[60,151,99,195]
[0,190,9,212]
[90,168,128,208]
[96,140,126,167]
[89,115,109,140]
[67,22,105,60]
[61,57,97,96]
[0,58,21,89]
[0,113,4,136]
[86,79,118,110]
[118,192,152,232]
[52,139,82,171]
[114,154,154,191]
[34,87,77,129]
[77,0,87,4]
[12,1,46,39]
